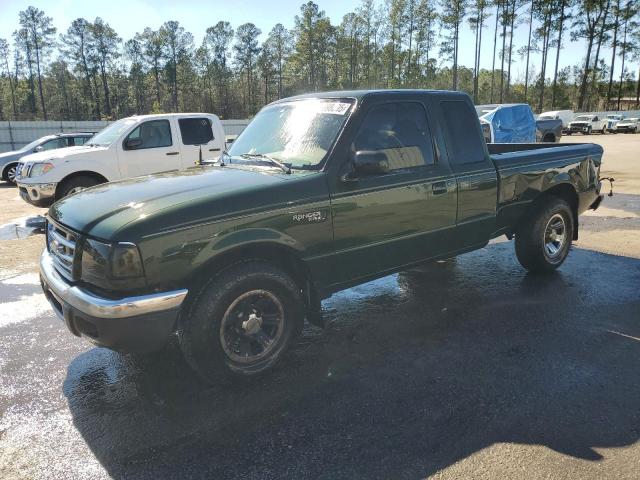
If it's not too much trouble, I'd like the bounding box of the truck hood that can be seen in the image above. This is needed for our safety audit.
[20,145,109,163]
[48,166,320,241]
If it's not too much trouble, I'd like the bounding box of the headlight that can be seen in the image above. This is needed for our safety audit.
[111,243,144,278]
[81,239,111,285]
[29,162,55,177]
[81,240,145,286]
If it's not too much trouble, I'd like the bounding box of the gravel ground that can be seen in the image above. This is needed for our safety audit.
[0,133,638,479]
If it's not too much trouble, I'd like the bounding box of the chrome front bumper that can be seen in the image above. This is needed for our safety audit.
[40,250,189,352]
[17,182,57,205]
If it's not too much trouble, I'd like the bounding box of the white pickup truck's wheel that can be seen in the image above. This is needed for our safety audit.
[57,175,100,199]
[515,197,574,273]
[178,260,304,383]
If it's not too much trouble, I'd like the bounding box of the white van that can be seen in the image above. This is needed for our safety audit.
[538,110,574,130]
[16,113,225,206]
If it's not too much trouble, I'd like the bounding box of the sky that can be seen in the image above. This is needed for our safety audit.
[0,0,626,82]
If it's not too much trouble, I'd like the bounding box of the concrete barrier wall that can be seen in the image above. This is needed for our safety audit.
[0,119,250,153]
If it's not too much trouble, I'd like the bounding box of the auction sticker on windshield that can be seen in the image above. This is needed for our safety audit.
[279,100,352,115]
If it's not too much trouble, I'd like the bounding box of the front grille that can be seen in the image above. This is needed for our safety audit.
[47,220,79,281]
[17,162,32,179]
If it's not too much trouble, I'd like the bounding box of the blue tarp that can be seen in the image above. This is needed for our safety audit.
[481,104,536,143]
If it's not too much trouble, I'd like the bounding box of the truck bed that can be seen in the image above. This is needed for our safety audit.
[489,142,604,237]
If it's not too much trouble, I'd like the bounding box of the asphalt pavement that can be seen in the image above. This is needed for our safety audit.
[1,134,639,479]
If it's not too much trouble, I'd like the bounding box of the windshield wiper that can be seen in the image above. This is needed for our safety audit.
[239,153,292,174]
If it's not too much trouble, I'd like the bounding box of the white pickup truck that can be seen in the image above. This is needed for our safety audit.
[16,113,225,206]
[566,114,607,135]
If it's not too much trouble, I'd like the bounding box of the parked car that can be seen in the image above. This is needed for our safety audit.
[605,114,625,132]
[538,110,574,131]
[535,117,563,143]
[39,89,606,382]
[476,103,537,143]
[567,114,607,135]
[16,113,225,206]
[0,132,93,185]
[614,117,639,133]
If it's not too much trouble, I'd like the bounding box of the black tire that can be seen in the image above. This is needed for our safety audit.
[601,127,607,134]
[542,134,555,143]
[585,127,591,135]
[57,175,99,199]
[2,163,18,184]
[515,196,574,273]
[178,260,304,383]
[566,132,572,135]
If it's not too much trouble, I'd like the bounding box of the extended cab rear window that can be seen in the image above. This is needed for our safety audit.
[179,118,214,145]
[440,100,486,165]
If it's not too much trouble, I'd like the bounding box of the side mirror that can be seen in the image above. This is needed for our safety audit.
[124,138,143,150]
[34,145,44,152]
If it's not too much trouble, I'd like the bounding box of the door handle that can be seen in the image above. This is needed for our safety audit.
[209,148,221,152]
[432,181,448,195]
[166,151,179,156]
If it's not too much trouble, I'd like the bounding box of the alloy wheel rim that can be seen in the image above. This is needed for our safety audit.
[544,213,566,260]
[7,166,16,182]
[220,289,285,364]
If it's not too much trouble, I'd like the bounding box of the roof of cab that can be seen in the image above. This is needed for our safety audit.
[126,112,220,120]
[271,89,470,104]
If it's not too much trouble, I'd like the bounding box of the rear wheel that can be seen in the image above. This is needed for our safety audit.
[515,196,574,273]
[178,260,304,383]
[57,175,100,199]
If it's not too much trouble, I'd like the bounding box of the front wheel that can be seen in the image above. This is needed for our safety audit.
[515,197,574,273]
[57,175,100,199]
[178,260,304,383]
[585,127,592,135]
[3,163,18,184]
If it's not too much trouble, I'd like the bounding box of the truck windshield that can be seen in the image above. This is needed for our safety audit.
[227,99,353,169]
[86,118,137,146]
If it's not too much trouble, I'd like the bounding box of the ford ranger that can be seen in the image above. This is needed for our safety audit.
[39,90,605,383]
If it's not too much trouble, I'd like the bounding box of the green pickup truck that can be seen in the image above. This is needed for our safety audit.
[40,89,605,382]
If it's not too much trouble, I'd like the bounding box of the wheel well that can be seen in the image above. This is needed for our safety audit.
[2,162,18,180]
[539,184,580,240]
[186,243,317,311]
[55,171,108,198]
[543,133,556,143]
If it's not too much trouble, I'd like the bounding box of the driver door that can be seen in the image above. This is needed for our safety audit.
[117,119,181,178]
[326,100,458,288]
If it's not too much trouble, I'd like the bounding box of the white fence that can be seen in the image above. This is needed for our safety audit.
[0,119,250,153]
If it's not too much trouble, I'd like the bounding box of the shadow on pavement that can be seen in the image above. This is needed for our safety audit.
[64,242,640,479]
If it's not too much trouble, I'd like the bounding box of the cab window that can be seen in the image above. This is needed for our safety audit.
[179,118,214,145]
[73,136,90,146]
[40,138,68,151]
[352,102,434,170]
[125,120,172,150]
